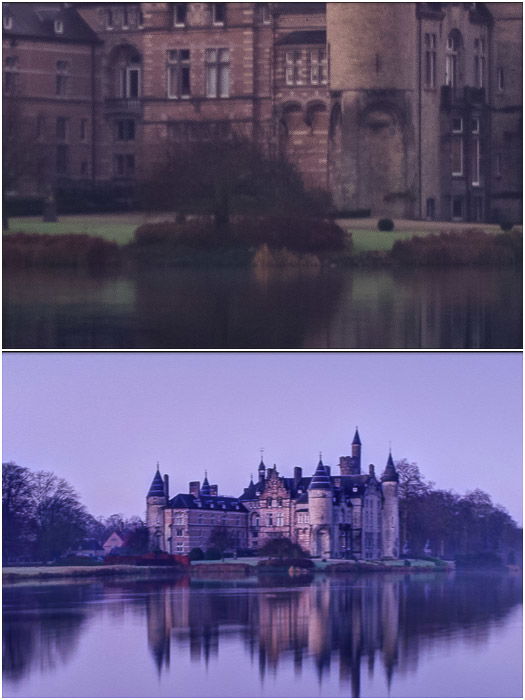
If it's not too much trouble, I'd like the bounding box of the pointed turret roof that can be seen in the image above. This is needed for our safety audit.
[352,428,361,445]
[308,458,332,490]
[200,472,211,496]
[147,464,166,497]
[381,452,399,482]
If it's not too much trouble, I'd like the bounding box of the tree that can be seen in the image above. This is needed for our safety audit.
[139,133,329,232]
[2,463,34,562]
[207,526,237,559]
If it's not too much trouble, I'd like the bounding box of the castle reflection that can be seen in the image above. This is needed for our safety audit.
[143,571,521,696]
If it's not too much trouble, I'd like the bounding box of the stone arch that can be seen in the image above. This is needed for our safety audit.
[305,100,327,132]
[107,43,142,98]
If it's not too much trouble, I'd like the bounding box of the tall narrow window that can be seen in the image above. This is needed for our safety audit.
[260,3,271,24]
[106,8,113,29]
[205,48,229,98]
[54,19,64,34]
[474,38,486,88]
[56,144,69,174]
[445,32,462,88]
[495,153,502,178]
[426,197,435,220]
[285,50,301,85]
[115,119,135,141]
[424,33,436,88]
[497,67,504,92]
[451,117,463,176]
[174,3,187,26]
[80,118,88,141]
[471,117,480,185]
[309,49,327,85]
[56,60,69,97]
[56,116,68,141]
[167,49,191,98]
[451,196,464,220]
[3,14,13,30]
[212,3,225,26]
[3,56,18,95]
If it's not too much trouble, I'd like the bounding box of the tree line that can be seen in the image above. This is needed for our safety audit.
[2,462,147,564]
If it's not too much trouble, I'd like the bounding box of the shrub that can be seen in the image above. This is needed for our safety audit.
[3,233,121,268]
[500,220,514,232]
[189,547,204,561]
[378,218,395,231]
[258,557,314,569]
[204,547,222,560]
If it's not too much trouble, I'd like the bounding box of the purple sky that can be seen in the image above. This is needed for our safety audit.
[3,352,522,525]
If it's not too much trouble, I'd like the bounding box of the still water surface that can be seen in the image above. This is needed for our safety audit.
[3,266,521,348]
[3,571,522,698]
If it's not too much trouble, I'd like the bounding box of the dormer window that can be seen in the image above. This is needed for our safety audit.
[174,3,187,27]
[3,14,13,30]
[212,3,225,26]
[54,19,64,34]
[260,4,271,24]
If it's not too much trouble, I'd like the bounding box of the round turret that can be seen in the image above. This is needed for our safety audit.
[146,464,167,550]
[381,452,400,559]
[308,458,333,557]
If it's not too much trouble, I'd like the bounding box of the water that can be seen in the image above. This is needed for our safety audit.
[3,266,521,349]
[3,571,522,698]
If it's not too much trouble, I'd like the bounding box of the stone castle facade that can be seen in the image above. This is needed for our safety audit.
[3,2,522,222]
[146,430,401,559]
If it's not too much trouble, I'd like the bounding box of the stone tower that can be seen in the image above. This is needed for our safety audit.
[380,452,400,559]
[326,3,418,217]
[340,427,362,475]
[308,458,333,558]
[146,464,167,551]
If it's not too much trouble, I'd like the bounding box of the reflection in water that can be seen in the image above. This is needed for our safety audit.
[3,572,522,698]
[3,266,521,348]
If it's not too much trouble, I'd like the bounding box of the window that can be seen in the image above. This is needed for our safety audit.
[451,136,463,175]
[106,9,113,29]
[471,120,480,186]
[445,32,461,88]
[174,513,183,525]
[174,3,187,26]
[56,144,69,174]
[309,49,327,85]
[285,50,301,86]
[451,196,464,220]
[56,60,69,97]
[212,3,225,25]
[176,528,183,537]
[266,498,271,507]
[424,33,436,88]
[495,153,502,178]
[167,49,191,98]
[80,119,88,141]
[474,38,486,88]
[260,4,271,24]
[471,117,480,134]
[473,196,483,222]
[426,197,435,220]
[267,513,273,526]
[115,119,135,141]
[118,62,141,98]
[4,56,18,95]
[205,48,229,97]
[452,117,463,134]
[497,67,504,92]
[276,513,283,527]
[3,14,12,30]
[54,19,64,34]
[176,543,183,552]
[56,117,68,140]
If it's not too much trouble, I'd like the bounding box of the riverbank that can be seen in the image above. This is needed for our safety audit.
[3,558,454,583]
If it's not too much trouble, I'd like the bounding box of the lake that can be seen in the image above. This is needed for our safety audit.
[3,570,522,698]
[3,266,521,349]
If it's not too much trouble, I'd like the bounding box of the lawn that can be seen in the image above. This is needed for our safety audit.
[4,213,506,253]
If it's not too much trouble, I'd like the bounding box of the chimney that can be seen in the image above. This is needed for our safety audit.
[189,481,200,497]
[294,466,302,486]
[210,484,218,496]
[325,465,331,476]
[163,474,169,500]
[369,464,375,477]
[339,456,352,475]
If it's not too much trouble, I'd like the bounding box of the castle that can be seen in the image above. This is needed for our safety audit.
[3,2,522,223]
[146,429,401,559]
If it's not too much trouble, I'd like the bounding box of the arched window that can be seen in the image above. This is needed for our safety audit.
[445,30,463,88]
[109,45,142,99]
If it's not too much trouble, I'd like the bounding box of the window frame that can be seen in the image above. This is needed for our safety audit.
[167,49,191,99]
[212,3,226,26]
[205,47,230,98]
[173,3,187,27]
[424,32,436,88]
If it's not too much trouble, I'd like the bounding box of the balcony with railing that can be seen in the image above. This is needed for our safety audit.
[104,98,143,114]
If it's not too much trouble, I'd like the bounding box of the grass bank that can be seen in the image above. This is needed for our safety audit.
[2,565,186,583]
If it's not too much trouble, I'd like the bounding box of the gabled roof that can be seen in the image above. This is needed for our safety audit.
[2,3,99,43]
[276,30,326,46]
[169,493,248,513]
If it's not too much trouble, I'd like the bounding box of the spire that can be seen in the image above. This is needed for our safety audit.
[147,465,166,497]
[352,427,361,445]
[201,471,211,496]
[308,456,332,490]
[381,451,399,482]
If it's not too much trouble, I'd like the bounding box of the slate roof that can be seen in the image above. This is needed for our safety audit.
[276,30,326,46]
[169,493,248,513]
[309,459,332,490]
[381,452,399,482]
[352,428,362,446]
[2,3,99,43]
[147,469,166,498]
